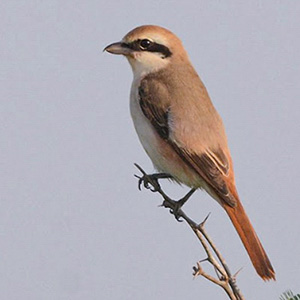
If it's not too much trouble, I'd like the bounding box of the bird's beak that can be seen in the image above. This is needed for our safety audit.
[103,42,132,56]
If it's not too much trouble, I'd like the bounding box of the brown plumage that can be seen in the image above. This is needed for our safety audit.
[105,25,275,281]
[139,70,275,280]
[224,197,275,281]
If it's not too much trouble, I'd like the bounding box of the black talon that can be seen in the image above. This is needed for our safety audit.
[134,164,197,222]
[134,163,172,192]
[134,174,143,190]
[163,188,197,221]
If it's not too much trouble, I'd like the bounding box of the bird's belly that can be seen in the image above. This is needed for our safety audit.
[130,89,203,188]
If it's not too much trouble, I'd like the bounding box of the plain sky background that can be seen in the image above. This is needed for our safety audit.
[1,1,299,299]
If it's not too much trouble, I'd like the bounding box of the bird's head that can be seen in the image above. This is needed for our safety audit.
[104,25,189,77]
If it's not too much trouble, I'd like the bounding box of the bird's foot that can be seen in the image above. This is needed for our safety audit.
[134,163,172,192]
[134,163,196,222]
[162,188,196,221]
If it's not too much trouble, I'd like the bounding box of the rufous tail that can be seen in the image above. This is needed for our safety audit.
[223,199,275,281]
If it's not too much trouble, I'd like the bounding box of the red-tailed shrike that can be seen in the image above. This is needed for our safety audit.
[104,25,275,281]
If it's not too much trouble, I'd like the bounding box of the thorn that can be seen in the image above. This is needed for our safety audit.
[134,163,146,175]
[199,212,211,227]
[233,267,243,279]
[192,261,202,278]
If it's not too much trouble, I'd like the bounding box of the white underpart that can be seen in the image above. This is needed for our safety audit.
[129,70,203,187]
[127,51,169,80]
[128,53,172,174]
[127,53,216,192]
[129,76,164,169]
[130,82,211,191]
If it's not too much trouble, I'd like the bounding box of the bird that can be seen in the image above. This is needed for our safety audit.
[104,25,275,281]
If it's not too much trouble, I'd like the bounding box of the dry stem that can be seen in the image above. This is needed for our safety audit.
[135,163,245,300]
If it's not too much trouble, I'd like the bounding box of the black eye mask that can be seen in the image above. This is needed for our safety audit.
[122,39,172,58]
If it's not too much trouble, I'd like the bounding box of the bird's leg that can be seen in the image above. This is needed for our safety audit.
[134,163,173,192]
[163,188,196,221]
[134,164,198,221]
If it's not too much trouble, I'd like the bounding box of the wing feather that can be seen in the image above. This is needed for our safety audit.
[138,77,236,207]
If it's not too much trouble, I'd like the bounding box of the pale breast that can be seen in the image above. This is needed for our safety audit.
[129,78,204,188]
[130,78,163,168]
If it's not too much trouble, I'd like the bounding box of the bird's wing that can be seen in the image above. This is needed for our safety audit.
[171,145,237,207]
[138,78,237,207]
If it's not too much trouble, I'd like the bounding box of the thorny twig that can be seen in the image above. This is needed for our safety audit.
[134,163,245,300]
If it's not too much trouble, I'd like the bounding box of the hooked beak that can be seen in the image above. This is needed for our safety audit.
[103,42,132,56]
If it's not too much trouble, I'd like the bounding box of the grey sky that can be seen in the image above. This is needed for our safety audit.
[1,1,299,299]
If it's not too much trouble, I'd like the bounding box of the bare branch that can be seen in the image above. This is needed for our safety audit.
[134,164,245,300]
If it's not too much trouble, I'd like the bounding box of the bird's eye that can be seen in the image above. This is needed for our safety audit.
[139,39,152,50]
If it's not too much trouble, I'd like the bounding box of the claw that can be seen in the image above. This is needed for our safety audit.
[134,164,196,222]
[169,202,183,222]
[162,188,196,222]
[172,209,183,222]
[134,163,166,193]
[134,174,143,190]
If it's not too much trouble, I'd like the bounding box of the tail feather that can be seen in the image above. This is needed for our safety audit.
[223,199,275,281]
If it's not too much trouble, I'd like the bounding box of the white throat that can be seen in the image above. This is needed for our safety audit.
[127,52,170,80]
